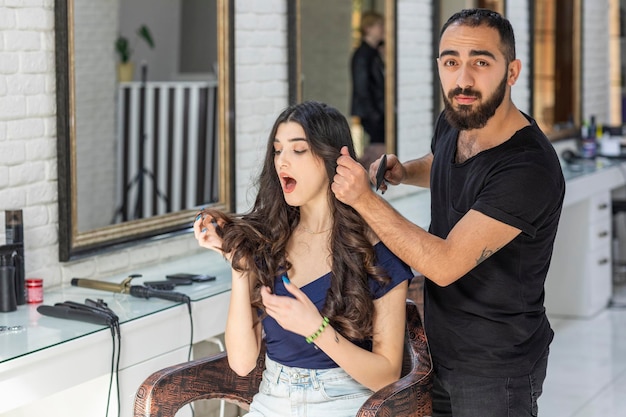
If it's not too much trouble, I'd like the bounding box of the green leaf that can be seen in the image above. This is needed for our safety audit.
[137,25,155,49]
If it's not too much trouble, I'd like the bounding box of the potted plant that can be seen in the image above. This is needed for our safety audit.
[116,25,155,82]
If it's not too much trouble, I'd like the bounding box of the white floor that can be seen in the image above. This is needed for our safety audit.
[538,282,626,416]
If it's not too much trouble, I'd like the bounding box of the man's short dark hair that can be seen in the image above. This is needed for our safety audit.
[440,8,516,63]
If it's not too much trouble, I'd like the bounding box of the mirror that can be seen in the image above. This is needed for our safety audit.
[288,0,396,164]
[55,0,234,261]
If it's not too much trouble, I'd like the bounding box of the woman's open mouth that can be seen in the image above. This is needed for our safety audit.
[281,174,297,193]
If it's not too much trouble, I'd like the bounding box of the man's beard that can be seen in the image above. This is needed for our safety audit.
[442,73,507,130]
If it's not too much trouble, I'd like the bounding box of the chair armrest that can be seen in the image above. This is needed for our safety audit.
[356,299,433,417]
[133,347,266,417]
[356,367,433,417]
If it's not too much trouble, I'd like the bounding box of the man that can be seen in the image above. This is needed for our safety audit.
[350,11,386,169]
[333,8,565,417]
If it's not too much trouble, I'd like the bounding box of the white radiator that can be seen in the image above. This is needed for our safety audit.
[114,81,218,222]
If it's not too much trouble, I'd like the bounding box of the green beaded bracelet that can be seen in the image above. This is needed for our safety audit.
[305,316,330,344]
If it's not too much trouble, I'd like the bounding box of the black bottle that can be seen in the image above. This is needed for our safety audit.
[4,210,25,304]
[11,250,25,305]
[589,116,597,141]
[0,254,17,312]
[5,210,23,244]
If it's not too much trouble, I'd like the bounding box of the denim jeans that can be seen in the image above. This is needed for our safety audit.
[243,355,373,417]
[432,347,549,417]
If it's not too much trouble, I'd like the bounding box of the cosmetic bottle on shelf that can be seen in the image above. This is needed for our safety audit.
[581,116,597,159]
[5,210,23,245]
[4,210,25,305]
[0,254,17,312]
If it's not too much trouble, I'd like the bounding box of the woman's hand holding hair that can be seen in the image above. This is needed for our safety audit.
[193,211,232,261]
[260,277,325,338]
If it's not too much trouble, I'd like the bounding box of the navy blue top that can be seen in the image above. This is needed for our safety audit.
[263,242,413,369]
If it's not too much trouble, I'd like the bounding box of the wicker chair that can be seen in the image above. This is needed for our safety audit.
[133,298,432,417]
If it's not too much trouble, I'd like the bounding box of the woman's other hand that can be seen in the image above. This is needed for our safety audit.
[260,277,324,338]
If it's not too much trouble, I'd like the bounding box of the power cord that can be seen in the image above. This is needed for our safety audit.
[85,298,121,417]
[38,299,120,417]
[37,289,193,416]
[184,298,194,361]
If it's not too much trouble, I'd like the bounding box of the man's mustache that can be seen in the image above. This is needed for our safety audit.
[448,87,482,100]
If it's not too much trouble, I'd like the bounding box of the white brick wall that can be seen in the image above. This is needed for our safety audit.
[0,1,65,286]
[397,0,434,164]
[234,0,289,213]
[0,0,615,290]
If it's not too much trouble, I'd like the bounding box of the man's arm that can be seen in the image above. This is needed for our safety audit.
[356,199,519,286]
[334,148,520,286]
[400,153,433,188]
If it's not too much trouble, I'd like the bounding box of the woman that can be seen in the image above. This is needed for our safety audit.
[194,101,412,416]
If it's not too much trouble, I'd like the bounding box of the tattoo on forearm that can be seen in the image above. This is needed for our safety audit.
[476,247,499,265]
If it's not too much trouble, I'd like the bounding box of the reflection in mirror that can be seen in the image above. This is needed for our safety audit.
[55,0,233,261]
[288,0,395,164]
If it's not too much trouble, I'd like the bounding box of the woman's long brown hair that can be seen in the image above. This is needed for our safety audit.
[202,101,388,341]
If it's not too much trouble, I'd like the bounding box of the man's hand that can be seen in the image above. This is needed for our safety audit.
[368,153,406,194]
[332,146,374,207]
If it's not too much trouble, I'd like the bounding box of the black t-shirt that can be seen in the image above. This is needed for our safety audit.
[424,112,565,377]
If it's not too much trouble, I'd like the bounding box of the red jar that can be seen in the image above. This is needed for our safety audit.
[26,278,43,304]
